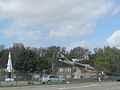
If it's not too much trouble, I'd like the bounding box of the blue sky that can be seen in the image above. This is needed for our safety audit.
[0,0,120,51]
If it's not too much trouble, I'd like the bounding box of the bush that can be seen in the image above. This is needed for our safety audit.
[117,79,120,81]
[28,81,34,84]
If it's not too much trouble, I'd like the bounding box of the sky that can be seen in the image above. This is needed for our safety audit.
[0,0,120,51]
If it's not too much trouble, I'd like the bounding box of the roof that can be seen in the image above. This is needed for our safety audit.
[57,61,72,68]
[0,61,14,68]
[0,61,7,68]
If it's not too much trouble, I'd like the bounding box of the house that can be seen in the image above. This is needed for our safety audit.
[0,61,7,72]
[57,61,73,78]
[57,61,97,78]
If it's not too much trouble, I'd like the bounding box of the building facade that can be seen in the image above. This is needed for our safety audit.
[57,61,73,78]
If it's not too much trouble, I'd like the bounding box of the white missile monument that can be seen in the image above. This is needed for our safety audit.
[5,52,14,81]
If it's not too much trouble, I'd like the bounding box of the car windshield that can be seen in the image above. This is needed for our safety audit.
[49,76,55,78]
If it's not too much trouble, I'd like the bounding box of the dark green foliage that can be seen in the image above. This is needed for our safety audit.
[117,78,120,81]
[14,48,38,73]
[10,43,24,62]
[1,43,119,76]
[37,56,52,75]
[88,53,96,66]
[69,46,85,59]
[94,46,120,75]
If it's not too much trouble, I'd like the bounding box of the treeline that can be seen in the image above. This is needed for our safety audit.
[0,43,120,76]
[0,43,86,75]
[94,46,120,75]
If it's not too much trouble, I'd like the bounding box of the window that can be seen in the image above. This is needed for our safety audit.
[66,74,71,78]
[65,68,71,72]
[59,75,63,78]
[55,76,59,79]
[58,68,63,72]
[49,76,55,78]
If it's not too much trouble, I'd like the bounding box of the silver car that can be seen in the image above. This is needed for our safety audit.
[40,75,66,84]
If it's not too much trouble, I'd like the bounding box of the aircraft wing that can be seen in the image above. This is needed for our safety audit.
[59,59,94,69]
[74,62,94,69]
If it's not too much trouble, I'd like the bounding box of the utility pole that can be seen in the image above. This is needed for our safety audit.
[117,49,119,80]
[52,50,56,75]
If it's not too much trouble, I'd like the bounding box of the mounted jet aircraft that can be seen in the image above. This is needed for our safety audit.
[59,49,94,79]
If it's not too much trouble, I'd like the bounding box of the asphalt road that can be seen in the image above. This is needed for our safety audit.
[0,82,120,90]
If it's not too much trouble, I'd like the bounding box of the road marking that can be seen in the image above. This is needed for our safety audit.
[104,87,120,90]
[59,82,120,90]
[59,84,98,90]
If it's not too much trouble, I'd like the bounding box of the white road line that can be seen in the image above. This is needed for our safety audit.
[59,82,120,90]
[101,82,120,86]
[59,84,98,90]
[104,87,120,90]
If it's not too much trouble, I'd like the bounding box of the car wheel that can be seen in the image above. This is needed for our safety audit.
[47,80,51,84]
[42,82,45,84]
[62,80,66,84]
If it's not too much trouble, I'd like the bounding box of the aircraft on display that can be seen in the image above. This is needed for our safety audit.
[59,49,94,79]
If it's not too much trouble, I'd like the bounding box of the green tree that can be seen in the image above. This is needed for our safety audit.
[14,48,38,73]
[88,52,96,66]
[37,56,51,75]
[94,46,120,75]
[10,43,24,63]
[69,46,86,59]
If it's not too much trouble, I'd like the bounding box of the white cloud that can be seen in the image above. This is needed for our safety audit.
[1,28,42,46]
[66,40,104,51]
[0,0,113,47]
[106,30,120,48]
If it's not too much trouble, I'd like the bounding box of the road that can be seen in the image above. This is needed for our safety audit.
[0,82,120,90]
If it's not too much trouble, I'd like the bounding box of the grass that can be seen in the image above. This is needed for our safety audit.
[2,84,41,88]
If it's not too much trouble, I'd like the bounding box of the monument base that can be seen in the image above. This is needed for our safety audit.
[5,78,14,82]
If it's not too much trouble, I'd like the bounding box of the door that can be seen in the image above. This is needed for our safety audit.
[49,76,56,83]
[54,76,60,83]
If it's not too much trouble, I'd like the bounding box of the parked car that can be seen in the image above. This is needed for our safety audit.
[40,75,66,84]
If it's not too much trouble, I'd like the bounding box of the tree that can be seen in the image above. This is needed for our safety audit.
[0,44,7,62]
[94,46,120,75]
[38,47,47,57]
[0,49,9,62]
[10,43,24,63]
[88,52,96,66]
[46,46,61,74]
[0,44,5,52]
[14,48,38,73]
[37,56,51,75]
[69,46,86,60]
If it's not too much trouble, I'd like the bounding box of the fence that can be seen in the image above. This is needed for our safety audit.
[0,73,40,87]
[0,72,118,87]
